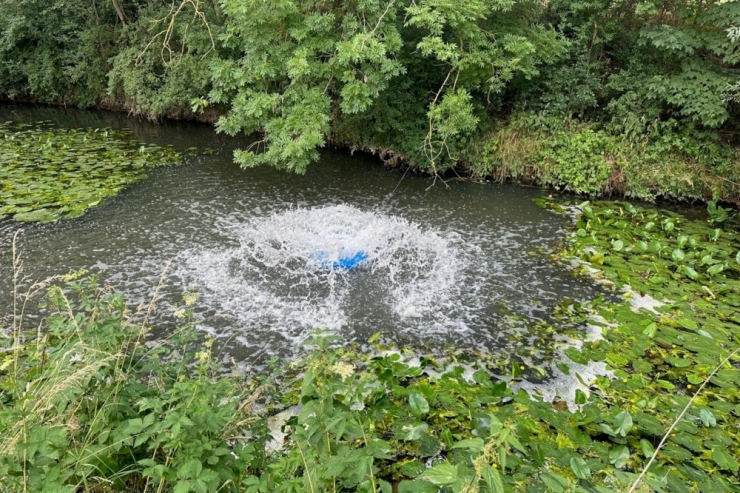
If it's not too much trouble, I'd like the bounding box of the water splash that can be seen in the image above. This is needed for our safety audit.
[179,205,468,347]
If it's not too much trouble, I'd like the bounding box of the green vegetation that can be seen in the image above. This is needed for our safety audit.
[465,115,740,202]
[3,200,740,492]
[0,1,738,199]
[0,122,180,222]
[0,274,261,492]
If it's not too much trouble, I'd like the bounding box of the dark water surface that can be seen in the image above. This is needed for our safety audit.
[1,104,601,360]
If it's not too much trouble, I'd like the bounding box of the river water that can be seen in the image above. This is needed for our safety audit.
[0,104,601,360]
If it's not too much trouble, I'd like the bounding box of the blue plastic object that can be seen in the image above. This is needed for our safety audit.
[315,250,368,270]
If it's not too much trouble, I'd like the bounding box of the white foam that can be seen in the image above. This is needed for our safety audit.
[177,205,466,347]
[622,285,667,314]
[516,359,612,412]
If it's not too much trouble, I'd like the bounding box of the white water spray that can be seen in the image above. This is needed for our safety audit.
[178,205,468,347]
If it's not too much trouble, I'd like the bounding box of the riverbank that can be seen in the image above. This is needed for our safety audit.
[465,117,740,206]
[2,200,739,492]
[4,101,740,211]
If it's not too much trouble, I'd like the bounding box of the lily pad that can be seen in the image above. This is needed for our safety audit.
[0,121,181,223]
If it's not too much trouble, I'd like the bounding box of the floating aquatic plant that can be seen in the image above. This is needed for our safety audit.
[0,122,181,223]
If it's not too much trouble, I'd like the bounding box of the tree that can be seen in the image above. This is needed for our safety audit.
[209,0,565,174]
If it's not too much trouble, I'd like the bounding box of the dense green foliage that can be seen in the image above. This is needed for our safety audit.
[0,122,180,222]
[3,200,740,492]
[0,0,738,198]
[1,276,262,492]
[0,0,221,116]
[465,114,740,202]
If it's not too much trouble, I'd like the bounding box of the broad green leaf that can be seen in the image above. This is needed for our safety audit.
[614,411,633,437]
[482,466,505,493]
[173,481,191,493]
[505,433,527,455]
[420,462,457,485]
[451,438,484,452]
[575,389,587,405]
[642,323,657,337]
[400,423,428,441]
[570,457,590,479]
[699,409,717,427]
[640,439,655,459]
[712,449,739,472]
[609,445,630,468]
[409,393,430,417]
[541,472,568,492]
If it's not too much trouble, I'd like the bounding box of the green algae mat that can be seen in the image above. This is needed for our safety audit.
[0,122,181,222]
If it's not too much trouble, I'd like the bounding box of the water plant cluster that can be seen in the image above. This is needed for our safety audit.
[0,122,180,222]
[2,200,740,492]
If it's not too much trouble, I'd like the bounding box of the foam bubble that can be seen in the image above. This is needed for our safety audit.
[178,205,467,348]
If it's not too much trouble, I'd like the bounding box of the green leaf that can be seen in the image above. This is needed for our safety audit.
[570,457,591,479]
[174,481,191,493]
[640,439,655,459]
[541,472,568,492]
[609,445,630,468]
[575,389,587,405]
[451,438,484,452]
[683,266,698,280]
[482,466,505,493]
[687,374,704,384]
[400,423,429,441]
[563,347,589,365]
[178,459,202,480]
[699,409,717,427]
[712,449,739,472]
[614,411,633,437]
[671,249,684,262]
[505,433,527,455]
[419,462,458,485]
[409,393,430,417]
[612,239,624,251]
[642,323,657,338]
[13,209,60,223]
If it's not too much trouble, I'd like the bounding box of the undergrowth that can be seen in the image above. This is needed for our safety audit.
[0,265,263,493]
[465,115,740,204]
